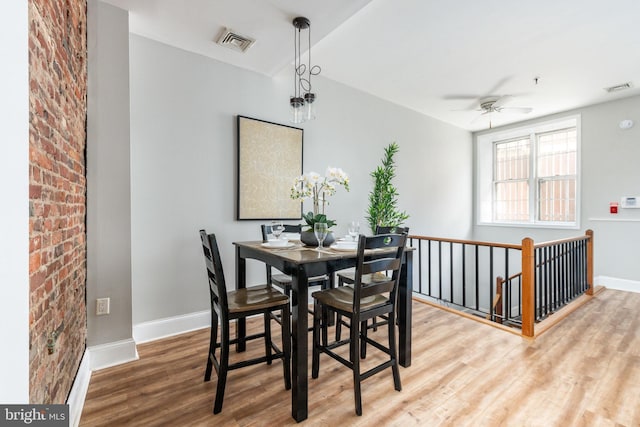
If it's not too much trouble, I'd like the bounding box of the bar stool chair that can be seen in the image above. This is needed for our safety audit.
[261,224,331,324]
[311,233,407,416]
[335,226,409,340]
[199,230,291,414]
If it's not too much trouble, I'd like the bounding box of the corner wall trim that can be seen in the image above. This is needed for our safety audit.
[88,338,138,371]
[67,349,91,427]
[133,310,210,344]
[596,275,640,293]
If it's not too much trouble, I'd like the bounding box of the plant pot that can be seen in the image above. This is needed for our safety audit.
[300,230,335,247]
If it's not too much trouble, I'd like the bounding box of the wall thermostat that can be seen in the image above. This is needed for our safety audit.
[619,119,634,129]
[621,196,639,208]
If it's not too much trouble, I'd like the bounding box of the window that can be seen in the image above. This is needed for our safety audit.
[477,116,580,228]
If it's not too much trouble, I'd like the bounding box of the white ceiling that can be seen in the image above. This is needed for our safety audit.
[102,0,640,131]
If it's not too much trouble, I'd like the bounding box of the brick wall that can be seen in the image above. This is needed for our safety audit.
[28,0,87,403]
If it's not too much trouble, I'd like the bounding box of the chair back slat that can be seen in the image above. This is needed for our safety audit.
[375,225,409,235]
[353,233,407,311]
[362,257,402,275]
[200,229,228,312]
[261,224,303,242]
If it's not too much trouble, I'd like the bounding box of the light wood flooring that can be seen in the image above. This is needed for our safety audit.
[80,289,640,426]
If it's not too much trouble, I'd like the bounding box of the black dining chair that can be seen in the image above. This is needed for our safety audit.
[311,233,407,416]
[199,230,291,414]
[334,226,409,339]
[260,224,331,322]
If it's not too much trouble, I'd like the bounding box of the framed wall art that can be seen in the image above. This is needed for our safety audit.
[236,116,303,220]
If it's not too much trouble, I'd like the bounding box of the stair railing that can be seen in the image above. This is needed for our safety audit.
[409,230,593,338]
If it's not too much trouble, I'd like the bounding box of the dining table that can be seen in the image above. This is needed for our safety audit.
[233,239,413,423]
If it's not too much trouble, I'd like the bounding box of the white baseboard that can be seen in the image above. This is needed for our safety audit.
[67,349,91,427]
[596,275,640,293]
[133,310,210,344]
[88,338,139,371]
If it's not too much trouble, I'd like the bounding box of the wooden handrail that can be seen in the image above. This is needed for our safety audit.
[408,234,522,250]
[533,233,592,249]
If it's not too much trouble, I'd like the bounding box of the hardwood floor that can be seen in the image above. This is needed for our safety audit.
[80,289,640,426]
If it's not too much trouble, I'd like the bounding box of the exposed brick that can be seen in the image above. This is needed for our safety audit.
[29,0,87,405]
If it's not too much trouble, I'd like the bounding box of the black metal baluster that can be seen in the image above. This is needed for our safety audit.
[536,247,542,321]
[475,245,479,311]
[427,240,432,297]
[489,246,494,318]
[462,243,466,308]
[417,238,422,295]
[438,241,442,300]
[449,242,454,303]
[504,248,509,324]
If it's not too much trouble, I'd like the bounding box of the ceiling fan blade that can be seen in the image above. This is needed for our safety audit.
[443,94,481,100]
[492,95,514,109]
[470,110,491,124]
[500,106,533,114]
[485,76,512,96]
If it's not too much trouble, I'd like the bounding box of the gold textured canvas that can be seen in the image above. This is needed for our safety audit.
[237,116,302,219]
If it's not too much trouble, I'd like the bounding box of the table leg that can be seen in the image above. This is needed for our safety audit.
[398,250,413,367]
[235,246,246,352]
[290,266,308,422]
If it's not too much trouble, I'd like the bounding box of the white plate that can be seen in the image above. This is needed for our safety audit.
[261,242,296,249]
[330,243,357,251]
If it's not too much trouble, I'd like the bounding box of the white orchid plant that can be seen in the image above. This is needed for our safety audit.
[290,167,350,230]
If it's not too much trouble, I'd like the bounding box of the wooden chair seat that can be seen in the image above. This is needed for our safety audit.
[312,285,386,313]
[336,271,389,286]
[227,285,290,313]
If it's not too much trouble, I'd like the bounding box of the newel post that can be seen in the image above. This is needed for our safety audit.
[586,229,594,296]
[521,237,535,338]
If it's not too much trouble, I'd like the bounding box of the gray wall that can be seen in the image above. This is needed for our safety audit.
[86,0,133,346]
[128,35,473,324]
[473,95,640,284]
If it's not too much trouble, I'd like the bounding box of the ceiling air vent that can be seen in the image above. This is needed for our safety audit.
[604,82,633,93]
[216,29,255,53]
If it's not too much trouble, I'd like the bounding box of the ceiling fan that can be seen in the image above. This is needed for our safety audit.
[477,95,533,115]
[444,77,533,127]
[471,95,533,128]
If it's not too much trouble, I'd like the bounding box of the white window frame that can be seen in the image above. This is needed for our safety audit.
[476,115,581,229]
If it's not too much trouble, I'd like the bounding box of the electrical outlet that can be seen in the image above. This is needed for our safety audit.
[96,298,110,315]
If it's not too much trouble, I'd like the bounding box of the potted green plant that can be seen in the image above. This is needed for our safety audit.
[290,167,349,246]
[366,142,409,233]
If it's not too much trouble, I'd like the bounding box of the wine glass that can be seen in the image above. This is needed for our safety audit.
[271,220,284,240]
[347,221,360,242]
[314,222,328,250]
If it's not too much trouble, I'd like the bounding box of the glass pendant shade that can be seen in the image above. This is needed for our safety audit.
[304,93,316,121]
[290,96,305,124]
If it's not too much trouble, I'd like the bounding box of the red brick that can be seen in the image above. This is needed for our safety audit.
[29,0,87,405]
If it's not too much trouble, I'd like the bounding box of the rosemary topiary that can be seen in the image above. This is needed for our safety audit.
[366,142,409,233]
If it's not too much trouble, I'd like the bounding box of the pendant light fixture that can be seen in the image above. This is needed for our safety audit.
[290,17,321,124]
